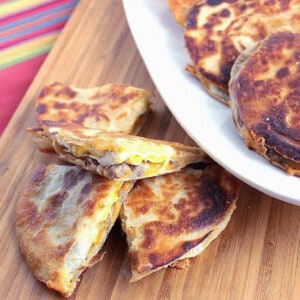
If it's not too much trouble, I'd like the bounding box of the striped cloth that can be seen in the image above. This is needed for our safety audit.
[0,0,79,135]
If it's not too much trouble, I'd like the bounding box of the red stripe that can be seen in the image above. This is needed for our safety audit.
[0,53,48,135]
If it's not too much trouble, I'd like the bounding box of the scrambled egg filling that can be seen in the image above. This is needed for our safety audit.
[63,138,176,165]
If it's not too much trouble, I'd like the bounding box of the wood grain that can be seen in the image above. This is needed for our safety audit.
[0,0,299,299]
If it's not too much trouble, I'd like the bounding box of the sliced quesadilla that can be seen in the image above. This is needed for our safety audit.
[28,121,209,181]
[184,0,300,105]
[35,82,151,134]
[120,162,240,281]
[229,30,300,175]
[15,163,134,297]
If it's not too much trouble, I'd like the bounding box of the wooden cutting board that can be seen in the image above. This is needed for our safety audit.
[0,0,299,299]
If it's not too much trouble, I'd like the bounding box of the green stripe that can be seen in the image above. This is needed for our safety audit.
[0,43,53,70]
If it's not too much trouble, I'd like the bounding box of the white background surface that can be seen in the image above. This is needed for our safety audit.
[122,0,300,206]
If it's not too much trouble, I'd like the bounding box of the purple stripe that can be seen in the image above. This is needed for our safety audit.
[0,1,78,31]
[0,14,71,43]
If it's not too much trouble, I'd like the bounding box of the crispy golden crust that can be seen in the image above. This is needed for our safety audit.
[35,82,151,135]
[184,0,300,104]
[229,30,300,175]
[28,122,210,180]
[167,0,202,27]
[15,164,134,297]
[120,163,240,281]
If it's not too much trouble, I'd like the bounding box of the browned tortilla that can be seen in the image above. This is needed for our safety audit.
[185,0,300,104]
[120,163,240,281]
[15,163,134,297]
[35,82,151,134]
[229,30,300,176]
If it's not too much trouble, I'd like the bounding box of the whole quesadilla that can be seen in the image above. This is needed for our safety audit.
[120,162,240,281]
[28,121,209,181]
[15,164,134,297]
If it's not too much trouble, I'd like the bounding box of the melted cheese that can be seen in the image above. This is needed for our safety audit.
[92,197,122,250]
[59,136,176,166]
[120,141,175,164]
[66,181,124,274]
[95,181,123,222]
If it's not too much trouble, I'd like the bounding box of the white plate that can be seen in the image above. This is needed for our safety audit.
[122,0,300,206]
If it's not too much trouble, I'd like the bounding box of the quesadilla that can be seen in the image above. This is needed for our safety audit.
[167,0,201,27]
[15,163,134,297]
[229,30,300,176]
[184,0,300,105]
[120,162,240,281]
[35,82,151,134]
[28,121,209,181]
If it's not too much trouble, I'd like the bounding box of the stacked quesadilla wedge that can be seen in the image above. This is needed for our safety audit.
[28,121,209,180]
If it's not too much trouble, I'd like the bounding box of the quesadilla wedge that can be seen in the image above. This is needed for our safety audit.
[35,82,151,135]
[120,162,240,281]
[15,163,134,297]
[28,121,209,181]
[229,30,300,175]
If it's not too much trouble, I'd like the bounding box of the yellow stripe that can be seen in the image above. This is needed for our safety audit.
[0,0,53,18]
[0,32,59,69]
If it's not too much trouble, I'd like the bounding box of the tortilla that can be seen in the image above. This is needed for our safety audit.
[15,163,134,297]
[229,30,300,175]
[120,162,240,281]
[35,82,151,134]
[184,0,300,104]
